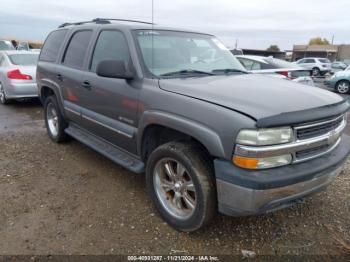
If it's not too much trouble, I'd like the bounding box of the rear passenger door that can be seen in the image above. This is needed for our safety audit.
[58,30,93,124]
[80,30,139,154]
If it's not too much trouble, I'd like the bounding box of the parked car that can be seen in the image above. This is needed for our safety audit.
[0,40,15,51]
[37,18,350,232]
[325,65,350,94]
[331,61,348,74]
[236,55,314,86]
[294,57,332,76]
[16,41,42,52]
[0,51,39,104]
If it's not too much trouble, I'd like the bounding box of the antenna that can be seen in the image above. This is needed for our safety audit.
[151,0,154,78]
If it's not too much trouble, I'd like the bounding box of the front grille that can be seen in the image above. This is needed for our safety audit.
[296,115,344,140]
[295,144,330,159]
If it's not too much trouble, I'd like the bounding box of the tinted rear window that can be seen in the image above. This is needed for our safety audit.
[63,30,93,69]
[8,54,39,65]
[40,30,68,62]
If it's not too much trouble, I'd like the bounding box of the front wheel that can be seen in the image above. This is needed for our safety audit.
[146,142,216,232]
[44,96,69,142]
[336,80,350,94]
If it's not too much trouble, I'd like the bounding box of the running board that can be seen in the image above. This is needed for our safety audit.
[65,124,145,173]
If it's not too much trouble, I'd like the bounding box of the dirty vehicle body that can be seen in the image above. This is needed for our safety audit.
[36,19,350,232]
[0,51,39,104]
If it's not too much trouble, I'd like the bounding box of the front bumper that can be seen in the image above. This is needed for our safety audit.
[215,134,350,216]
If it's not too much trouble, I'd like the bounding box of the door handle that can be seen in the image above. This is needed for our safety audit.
[56,74,63,81]
[82,81,92,90]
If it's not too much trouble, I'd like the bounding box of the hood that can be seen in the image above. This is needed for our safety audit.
[159,74,343,120]
[335,70,350,78]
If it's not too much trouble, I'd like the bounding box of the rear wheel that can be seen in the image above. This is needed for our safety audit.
[44,96,69,142]
[146,142,216,232]
[336,80,350,94]
[0,82,10,105]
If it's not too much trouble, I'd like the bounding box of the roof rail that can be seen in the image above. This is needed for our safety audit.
[93,18,154,25]
[58,18,153,28]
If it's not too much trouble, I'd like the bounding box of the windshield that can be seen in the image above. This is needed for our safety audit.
[135,30,246,77]
[0,40,15,51]
[8,54,39,65]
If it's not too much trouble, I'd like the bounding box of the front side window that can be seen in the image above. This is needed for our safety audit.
[90,30,130,72]
[40,30,68,62]
[63,30,93,69]
[305,59,315,63]
[135,30,246,77]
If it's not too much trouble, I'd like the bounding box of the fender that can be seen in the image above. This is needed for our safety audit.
[137,110,226,158]
[39,78,66,118]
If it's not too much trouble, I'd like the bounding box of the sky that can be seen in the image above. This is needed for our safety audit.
[0,0,349,50]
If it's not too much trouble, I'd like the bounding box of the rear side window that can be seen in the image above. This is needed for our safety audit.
[63,30,93,69]
[90,30,130,72]
[40,30,67,62]
[319,58,330,63]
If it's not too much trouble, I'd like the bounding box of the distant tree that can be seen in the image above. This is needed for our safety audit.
[266,45,280,52]
[308,37,330,45]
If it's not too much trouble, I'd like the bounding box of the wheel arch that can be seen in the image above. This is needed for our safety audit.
[39,80,66,118]
[138,111,226,162]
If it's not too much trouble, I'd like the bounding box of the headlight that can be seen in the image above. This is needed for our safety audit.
[236,127,293,146]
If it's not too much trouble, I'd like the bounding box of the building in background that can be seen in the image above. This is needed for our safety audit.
[292,44,350,62]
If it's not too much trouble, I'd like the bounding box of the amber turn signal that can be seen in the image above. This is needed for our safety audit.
[232,156,259,169]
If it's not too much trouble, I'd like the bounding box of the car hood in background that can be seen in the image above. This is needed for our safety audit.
[159,74,343,120]
[334,70,350,78]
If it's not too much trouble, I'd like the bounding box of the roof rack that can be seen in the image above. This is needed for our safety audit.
[58,18,154,28]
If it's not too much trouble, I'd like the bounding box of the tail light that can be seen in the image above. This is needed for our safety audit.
[7,69,32,80]
[277,71,295,80]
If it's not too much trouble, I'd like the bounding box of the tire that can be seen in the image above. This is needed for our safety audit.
[312,67,321,77]
[0,82,10,105]
[44,95,69,142]
[146,141,216,232]
[336,80,350,94]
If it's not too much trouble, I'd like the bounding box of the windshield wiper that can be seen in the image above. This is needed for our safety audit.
[160,69,215,77]
[212,68,248,74]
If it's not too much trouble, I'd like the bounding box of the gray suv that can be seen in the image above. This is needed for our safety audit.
[37,19,350,232]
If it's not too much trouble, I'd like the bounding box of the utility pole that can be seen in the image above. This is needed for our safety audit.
[331,35,334,45]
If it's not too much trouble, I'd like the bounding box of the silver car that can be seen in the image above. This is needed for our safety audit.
[236,55,314,86]
[0,51,39,104]
[294,57,332,76]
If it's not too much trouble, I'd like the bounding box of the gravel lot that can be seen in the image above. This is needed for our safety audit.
[0,82,349,258]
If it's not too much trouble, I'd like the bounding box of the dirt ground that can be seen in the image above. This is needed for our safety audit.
[0,89,349,258]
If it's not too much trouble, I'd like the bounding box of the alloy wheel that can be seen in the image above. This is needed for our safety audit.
[46,102,59,137]
[153,158,197,220]
[337,81,350,94]
[0,83,5,104]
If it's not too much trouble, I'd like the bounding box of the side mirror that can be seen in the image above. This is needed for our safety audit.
[96,60,134,80]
